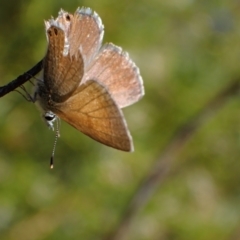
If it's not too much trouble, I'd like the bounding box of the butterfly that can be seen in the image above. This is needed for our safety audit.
[34,7,144,164]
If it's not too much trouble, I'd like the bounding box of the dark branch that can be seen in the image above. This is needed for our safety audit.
[0,59,43,98]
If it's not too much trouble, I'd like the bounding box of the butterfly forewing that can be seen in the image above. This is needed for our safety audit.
[54,9,73,34]
[44,26,84,103]
[55,80,133,151]
[82,43,144,108]
[67,8,104,67]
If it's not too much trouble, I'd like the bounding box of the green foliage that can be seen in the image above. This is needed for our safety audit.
[0,0,240,239]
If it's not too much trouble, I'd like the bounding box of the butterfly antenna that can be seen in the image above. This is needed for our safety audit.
[50,118,60,169]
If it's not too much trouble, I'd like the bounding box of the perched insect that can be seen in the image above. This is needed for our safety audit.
[34,7,144,167]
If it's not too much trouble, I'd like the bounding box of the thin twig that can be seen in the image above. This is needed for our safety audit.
[0,59,43,98]
[104,79,240,240]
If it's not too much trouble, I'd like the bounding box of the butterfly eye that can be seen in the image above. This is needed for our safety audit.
[44,112,56,121]
[44,112,56,131]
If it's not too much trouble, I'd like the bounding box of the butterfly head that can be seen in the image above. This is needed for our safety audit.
[43,111,57,130]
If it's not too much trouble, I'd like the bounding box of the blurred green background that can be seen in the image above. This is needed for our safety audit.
[0,0,240,239]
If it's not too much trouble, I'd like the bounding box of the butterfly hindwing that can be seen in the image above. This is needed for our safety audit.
[55,80,133,151]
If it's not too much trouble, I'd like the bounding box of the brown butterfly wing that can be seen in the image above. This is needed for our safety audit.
[67,7,104,66]
[82,43,144,108]
[53,9,73,34]
[44,26,84,103]
[54,80,133,151]
[49,7,103,64]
